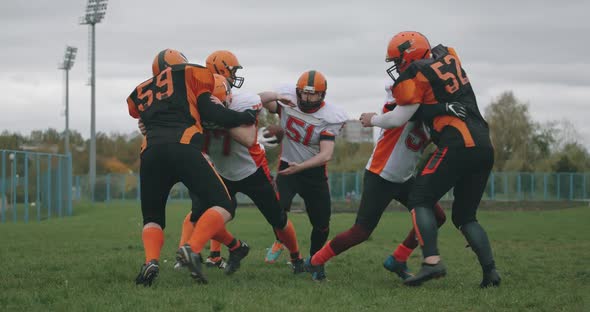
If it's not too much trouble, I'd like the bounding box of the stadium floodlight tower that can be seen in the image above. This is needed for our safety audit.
[80,0,108,201]
[58,46,78,155]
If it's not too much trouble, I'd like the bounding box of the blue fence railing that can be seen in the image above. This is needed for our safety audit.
[0,150,72,223]
[72,171,590,203]
[3,165,587,224]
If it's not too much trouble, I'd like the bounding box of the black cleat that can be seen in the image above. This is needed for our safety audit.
[135,259,159,287]
[224,241,250,275]
[383,255,413,281]
[291,257,305,274]
[304,257,327,281]
[176,244,207,284]
[480,269,501,288]
[403,261,447,287]
[312,266,327,281]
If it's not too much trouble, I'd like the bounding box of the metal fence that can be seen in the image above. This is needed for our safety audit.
[0,150,72,223]
[3,148,586,223]
[73,171,590,203]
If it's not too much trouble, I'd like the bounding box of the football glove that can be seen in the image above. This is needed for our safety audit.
[445,102,467,120]
[257,127,279,148]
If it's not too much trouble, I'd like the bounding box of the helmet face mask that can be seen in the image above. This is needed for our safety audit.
[295,70,327,113]
[386,58,401,82]
[296,89,325,113]
[226,65,244,88]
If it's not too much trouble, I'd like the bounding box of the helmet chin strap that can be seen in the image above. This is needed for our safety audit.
[296,88,326,113]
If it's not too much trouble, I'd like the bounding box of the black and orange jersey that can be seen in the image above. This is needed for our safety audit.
[392,45,491,148]
[127,64,213,148]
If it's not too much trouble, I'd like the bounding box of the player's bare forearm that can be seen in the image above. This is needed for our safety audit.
[229,124,256,148]
[299,140,335,170]
[258,91,279,113]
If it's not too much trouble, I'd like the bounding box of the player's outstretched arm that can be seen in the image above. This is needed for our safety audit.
[228,124,257,148]
[279,139,335,175]
[198,92,257,128]
[259,91,296,114]
[366,104,419,129]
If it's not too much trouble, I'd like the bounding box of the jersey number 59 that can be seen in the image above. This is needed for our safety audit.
[136,67,175,111]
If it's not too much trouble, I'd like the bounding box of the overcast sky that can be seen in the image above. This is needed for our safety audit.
[1,0,588,146]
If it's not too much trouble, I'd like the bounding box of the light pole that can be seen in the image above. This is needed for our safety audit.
[58,46,77,155]
[80,0,108,201]
[8,153,14,213]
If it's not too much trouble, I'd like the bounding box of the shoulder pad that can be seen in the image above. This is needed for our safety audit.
[230,91,262,112]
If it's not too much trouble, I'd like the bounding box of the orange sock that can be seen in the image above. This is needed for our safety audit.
[179,212,194,247]
[393,243,413,262]
[275,220,299,256]
[210,240,222,252]
[212,227,236,247]
[142,227,164,263]
[311,241,335,266]
[187,209,226,254]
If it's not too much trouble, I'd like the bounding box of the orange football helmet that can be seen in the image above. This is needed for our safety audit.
[385,31,431,81]
[152,49,188,76]
[296,70,327,113]
[212,74,232,106]
[206,50,244,88]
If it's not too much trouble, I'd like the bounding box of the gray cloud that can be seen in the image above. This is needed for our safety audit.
[1,0,588,148]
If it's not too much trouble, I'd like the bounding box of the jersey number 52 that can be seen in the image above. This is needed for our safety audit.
[430,54,469,94]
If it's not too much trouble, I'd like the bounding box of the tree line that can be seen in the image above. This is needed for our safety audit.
[0,91,588,175]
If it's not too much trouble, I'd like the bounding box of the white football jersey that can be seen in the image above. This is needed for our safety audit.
[275,84,348,164]
[365,82,430,183]
[203,91,266,181]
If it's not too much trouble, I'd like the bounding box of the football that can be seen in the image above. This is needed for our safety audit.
[264,124,285,143]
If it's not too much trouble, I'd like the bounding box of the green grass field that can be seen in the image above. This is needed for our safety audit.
[1,201,589,312]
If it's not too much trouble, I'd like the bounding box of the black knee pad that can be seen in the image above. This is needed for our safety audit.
[452,213,477,229]
[190,204,236,223]
[189,211,201,223]
[271,212,288,230]
[143,217,165,230]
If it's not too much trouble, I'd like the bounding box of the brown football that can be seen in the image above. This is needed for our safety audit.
[264,124,285,142]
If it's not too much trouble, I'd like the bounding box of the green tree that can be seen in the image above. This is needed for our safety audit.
[485,92,535,171]
[0,131,23,150]
[484,91,560,171]
[551,143,590,172]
